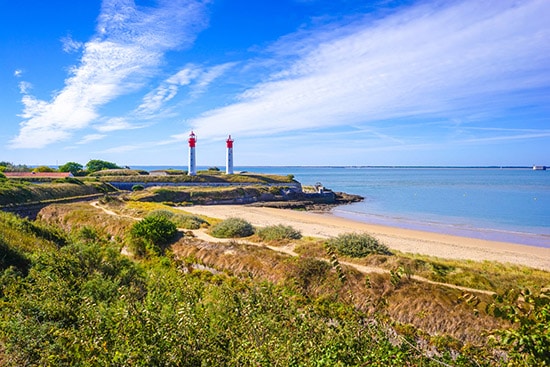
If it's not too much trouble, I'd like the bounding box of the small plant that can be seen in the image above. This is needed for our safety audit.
[132,184,145,191]
[172,214,208,230]
[146,209,175,221]
[257,224,302,242]
[129,216,178,256]
[210,217,254,238]
[326,233,392,258]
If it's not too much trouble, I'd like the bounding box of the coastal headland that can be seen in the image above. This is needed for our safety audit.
[2,166,548,270]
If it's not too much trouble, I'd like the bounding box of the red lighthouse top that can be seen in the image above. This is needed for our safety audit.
[226,134,234,148]
[188,131,196,148]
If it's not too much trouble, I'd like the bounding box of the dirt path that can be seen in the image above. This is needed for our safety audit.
[91,201,494,295]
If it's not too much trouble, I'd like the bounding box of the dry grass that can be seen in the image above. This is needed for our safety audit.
[170,235,507,345]
[37,202,135,240]
[357,252,550,292]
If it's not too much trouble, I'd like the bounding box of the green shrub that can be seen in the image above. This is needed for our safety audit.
[293,256,331,294]
[0,239,31,274]
[327,233,391,258]
[146,209,175,221]
[172,214,208,230]
[210,217,254,238]
[165,169,187,175]
[129,216,178,256]
[488,288,550,365]
[132,184,145,191]
[257,224,302,241]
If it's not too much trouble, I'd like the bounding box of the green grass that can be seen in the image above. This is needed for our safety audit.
[0,180,115,206]
[93,171,296,184]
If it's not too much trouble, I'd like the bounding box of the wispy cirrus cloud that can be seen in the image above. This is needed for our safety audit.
[189,0,550,141]
[134,62,237,118]
[61,34,83,53]
[10,0,208,149]
[77,134,106,144]
[134,66,200,117]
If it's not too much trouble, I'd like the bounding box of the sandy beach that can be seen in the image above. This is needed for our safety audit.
[181,205,550,271]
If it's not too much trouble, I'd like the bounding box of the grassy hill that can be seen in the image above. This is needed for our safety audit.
[90,168,297,184]
[1,199,548,365]
[0,178,115,206]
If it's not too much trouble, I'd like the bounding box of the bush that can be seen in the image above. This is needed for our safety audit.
[132,184,145,191]
[172,214,208,230]
[129,216,178,256]
[146,209,175,221]
[257,224,302,242]
[210,217,254,238]
[327,233,391,258]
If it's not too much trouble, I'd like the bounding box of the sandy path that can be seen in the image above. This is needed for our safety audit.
[179,205,550,271]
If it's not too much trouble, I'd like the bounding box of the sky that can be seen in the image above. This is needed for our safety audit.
[1,0,549,167]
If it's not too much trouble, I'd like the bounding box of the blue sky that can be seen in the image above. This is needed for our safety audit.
[1,0,549,167]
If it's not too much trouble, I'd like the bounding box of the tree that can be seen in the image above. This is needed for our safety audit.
[58,162,83,175]
[32,166,55,173]
[0,162,30,172]
[86,160,121,173]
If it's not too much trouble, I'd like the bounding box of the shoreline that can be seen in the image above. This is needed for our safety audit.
[180,204,550,271]
[331,206,550,248]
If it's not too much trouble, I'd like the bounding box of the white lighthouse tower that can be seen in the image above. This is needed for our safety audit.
[226,134,234,174]
[188,131,197,176]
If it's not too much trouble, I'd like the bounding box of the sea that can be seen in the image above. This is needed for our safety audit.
[135,166,550,248]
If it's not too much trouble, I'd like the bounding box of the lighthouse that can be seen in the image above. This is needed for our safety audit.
[226,135,234,174]
[188,131,197,176]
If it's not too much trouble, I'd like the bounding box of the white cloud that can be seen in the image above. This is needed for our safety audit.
[10,0,208,149]
[190,62,238,97]
[61,34,83,53]
[95,117,140,132]
[77,134,106,144]
[135,62,236,116]
[189,0,550,139]
[135,66,200,116]
[18,81,31,94]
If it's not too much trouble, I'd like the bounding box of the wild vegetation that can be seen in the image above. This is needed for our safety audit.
[327,232,393,257]
[256,224,303,242]
[1,188,550,365]
[0,178,115,206]
[210,217,255,238]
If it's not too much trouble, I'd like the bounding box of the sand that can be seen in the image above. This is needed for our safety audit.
[180,205,550,271]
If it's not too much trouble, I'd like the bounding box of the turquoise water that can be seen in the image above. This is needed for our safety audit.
[136,166,550,247]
